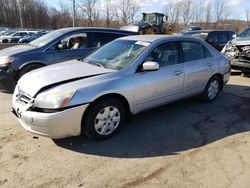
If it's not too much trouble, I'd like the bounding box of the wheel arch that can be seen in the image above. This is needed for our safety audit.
[211,73,224,90]
[82,93,131,123]
[19,61,46,70]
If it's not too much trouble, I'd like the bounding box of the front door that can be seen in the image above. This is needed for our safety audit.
[47,32,94,63]
[133,42,184,113]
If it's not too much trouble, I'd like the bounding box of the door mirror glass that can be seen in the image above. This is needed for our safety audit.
[232,34,237,39]
[142,61,159,71]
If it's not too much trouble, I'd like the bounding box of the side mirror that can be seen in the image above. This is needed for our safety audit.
[142,61,159,71]
[232,34,237,39]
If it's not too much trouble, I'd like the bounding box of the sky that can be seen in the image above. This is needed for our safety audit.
[45,0,250,20]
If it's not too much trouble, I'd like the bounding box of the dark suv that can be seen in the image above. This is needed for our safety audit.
[182,30,236,51]
[0,27,135,92]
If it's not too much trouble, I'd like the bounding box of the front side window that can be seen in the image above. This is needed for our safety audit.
[145,42,179,68]
[48,33,88,51]
[181,42,206,62]
[84,40,148,70]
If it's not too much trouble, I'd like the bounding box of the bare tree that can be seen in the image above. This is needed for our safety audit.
[129,0,140,23]
[80,0,97,27]
[179,0,194,26]
[193,0,205,24]
[164,0,182,31]
[213,0,227,28]
[103,0,113,27]
[117,0,140,25]
[246,9,250,27]
[204,0,212,29]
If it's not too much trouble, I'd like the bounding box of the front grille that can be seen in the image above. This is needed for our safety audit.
[236,45,250,53]
[19,94,32,104]
[15,87,33,105]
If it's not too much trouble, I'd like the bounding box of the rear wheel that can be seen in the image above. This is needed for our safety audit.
[200,76,220,103]
[19,64,44,79]
[82,97,125,140]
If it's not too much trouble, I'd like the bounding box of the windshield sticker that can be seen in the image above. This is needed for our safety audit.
[135,41,151,47]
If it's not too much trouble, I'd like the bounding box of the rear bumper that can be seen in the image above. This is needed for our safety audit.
[0,68,16,92]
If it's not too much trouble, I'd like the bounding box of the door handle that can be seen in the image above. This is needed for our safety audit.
[208,63,213,67]
[173,70,183,76]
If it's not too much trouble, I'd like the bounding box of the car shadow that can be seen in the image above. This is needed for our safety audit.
[53,84,250,158]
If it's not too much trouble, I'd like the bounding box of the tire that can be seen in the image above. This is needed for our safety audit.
[241,72,250,77]
[19,64,44,79]
[82,97,125,140]
[200,75,221,103]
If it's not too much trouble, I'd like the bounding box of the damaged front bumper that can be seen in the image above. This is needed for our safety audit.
[223,42,250,72]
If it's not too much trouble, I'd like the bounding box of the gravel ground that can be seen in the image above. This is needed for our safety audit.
[0,74,250,188]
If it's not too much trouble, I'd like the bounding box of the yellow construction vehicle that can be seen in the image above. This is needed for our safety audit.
[121,13,173,35]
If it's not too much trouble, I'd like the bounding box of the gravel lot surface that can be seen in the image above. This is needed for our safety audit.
[0,74,250,188]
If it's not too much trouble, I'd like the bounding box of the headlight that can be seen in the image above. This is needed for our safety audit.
[34,90,76,109]
[0,56,15,67]
[225,44,237,52]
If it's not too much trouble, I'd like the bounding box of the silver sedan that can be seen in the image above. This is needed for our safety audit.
[11,35,231,140]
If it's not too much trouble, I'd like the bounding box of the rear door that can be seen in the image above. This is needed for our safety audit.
[133,42,184,113]
[181,41,215,97]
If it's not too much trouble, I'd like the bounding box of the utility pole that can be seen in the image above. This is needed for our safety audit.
[17,0,23,28]
[73,0,76,27]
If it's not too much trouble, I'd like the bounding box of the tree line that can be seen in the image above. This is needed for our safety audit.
[0,0,249,32]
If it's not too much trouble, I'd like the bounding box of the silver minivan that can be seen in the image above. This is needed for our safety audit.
[11,35,231,140]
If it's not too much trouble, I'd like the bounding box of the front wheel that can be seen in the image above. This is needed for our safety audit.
[200,76,220,103]
[82,97,125,140]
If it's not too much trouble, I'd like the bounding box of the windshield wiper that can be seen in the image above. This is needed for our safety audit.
[88,61,105,68]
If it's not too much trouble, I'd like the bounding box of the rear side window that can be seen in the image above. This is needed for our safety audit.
[181,42,206,62]
[204,46,213,58]
[207,32,217,42]
[89,32,127,48]
[217,32,228,43]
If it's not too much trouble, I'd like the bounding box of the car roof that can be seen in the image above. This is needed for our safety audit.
[55,27,136,35]
[119,34,201,43]
[185,30,235,34]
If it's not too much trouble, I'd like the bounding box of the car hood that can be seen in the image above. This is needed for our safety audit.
[232,37,250,46]
[18,60,115,97]
[0,44,36,57]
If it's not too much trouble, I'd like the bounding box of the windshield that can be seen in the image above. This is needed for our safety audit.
[191,32,208,40]
[5,31,15,36]
[84,40,149,70]
[238,28,250,38]
[144,14,156,23]
[30,29,65,47]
